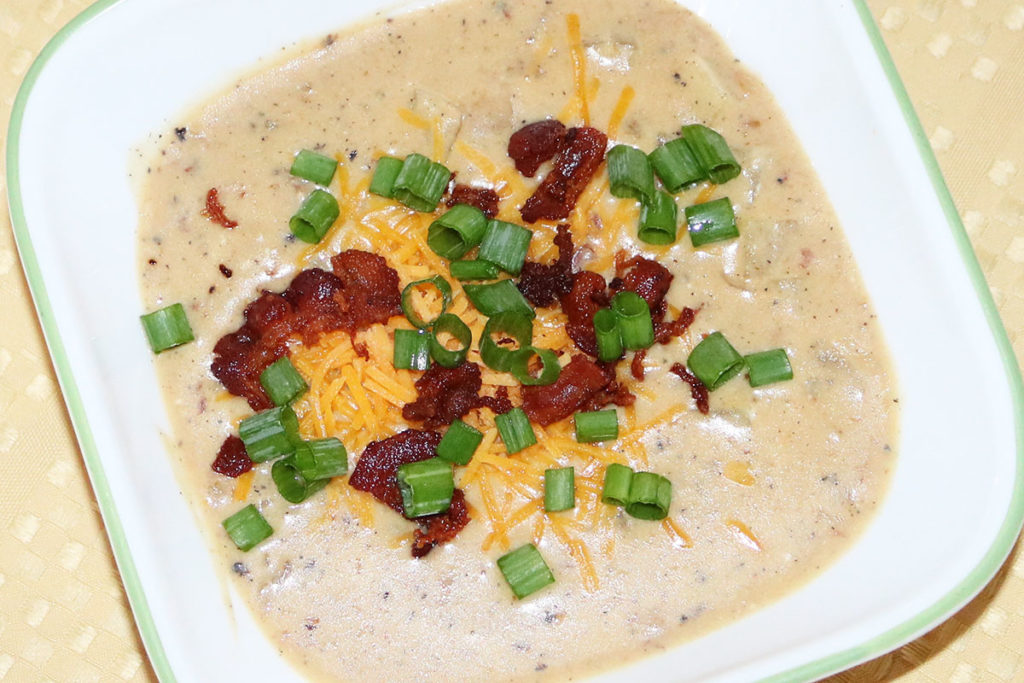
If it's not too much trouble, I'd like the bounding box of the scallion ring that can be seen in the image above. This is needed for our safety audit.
[508,346,561,386]
[401,275,453,329]
[480,312,533,372]
[428,313,472,368]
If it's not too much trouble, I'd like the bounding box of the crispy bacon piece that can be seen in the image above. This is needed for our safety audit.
[507,119,568,177]
[520,126,608,223]
[283,268,348,345]
[331,250,402,332]
[517,224,575,307]
[411,489,470,558]
[581,378,636,412]
[522,356,613,426]
[654,306,698,344]
[349,430,442,514]
[202,188,238,228]
[477,385,513,416]
[211,293,292,410]
[631,349,647,381]
[447,184,500,218]
[211,435,252,477]
[402,363,511,427]
[560,270,609,356]
[611,254,674,321]
[669,362,710,415]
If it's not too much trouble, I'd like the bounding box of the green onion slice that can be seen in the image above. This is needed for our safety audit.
[369,156,404,198]
[625,471,672,520]
[649,137,705,193]
[509,346,561,386]
[290,189,340,244]
[611,291,655,350]
[495,407,537,454]
[638,189,679,245]
[259,357,308,406]
[497,543,555,599]
[238,405,301,463]
[687,331,745,390]
[429,313,472,368]
[544,467,576,512]
[428,204,488,260]
[140,303,194,354]
[293,437,348,480]
[574,409,618,443]
[401,275,453,329]
[222,504,273,552]
[602,463,634,506]
[607,144,655,202]
[686,197,738,248]
[393,153,450,213]
[463,280,535,318]
[393,328,431,371]
[744,348,793,387]
[396,457,454,518]
[272,456,329,504]
[682,124,741,185]
[450,259,501,281]
[437,419,484,466]
[290,149,337,186]
[478,220,533,276]
[593,308,623,362]
[480,312,533,372]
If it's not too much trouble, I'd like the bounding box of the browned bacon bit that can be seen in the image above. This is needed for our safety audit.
[411,489,470,558]
[654,306,698,345]
[561,270,609,356]
[612,253,674,321]
[211,435,253,477]
[517,224,575,307]
[522,356,613,426]
[402,363,484,428]
[202,188,238,228]
[283,268,348,345]
[331,249,402,332]
[349,430,442,514]
[476,385,513,416]
[581,378,637,413]
[446,184,500,218]
[520,126,608,223]
[507,119,568,177]
[670,362,710,415]
[631,349,647,381]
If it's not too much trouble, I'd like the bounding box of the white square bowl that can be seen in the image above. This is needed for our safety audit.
[7,0,1023,680]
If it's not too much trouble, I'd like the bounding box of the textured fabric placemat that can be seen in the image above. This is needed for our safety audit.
[1,1,1021,681]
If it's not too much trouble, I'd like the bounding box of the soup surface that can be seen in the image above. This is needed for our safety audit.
[135,0,899,679]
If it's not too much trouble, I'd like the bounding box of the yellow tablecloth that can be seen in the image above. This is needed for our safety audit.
[1,1,1021,680]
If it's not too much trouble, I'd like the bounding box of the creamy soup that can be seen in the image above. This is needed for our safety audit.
[135,0,899,680]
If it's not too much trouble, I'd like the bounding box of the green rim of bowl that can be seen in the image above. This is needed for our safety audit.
[5,2,1023,683]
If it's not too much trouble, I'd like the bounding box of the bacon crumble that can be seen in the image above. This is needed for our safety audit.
[560,271,609,356]
[403,363,513,428]
[507,119,568,177]
[446,184,501,218]
[521,356,630,425]
[211,435,253,477]
[669,362,710,415]
[520,126,608,223]
[517,224,575,307]
[202,188,238,228]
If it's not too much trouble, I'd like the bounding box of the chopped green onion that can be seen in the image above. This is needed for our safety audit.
[649,138,704,193]
[638,190,679,245]
[687,331,745,390]
[369,156,403,198]
[140,303,194,353]
[428,313,472,368]
[686,197,738,248]
[222,504,273,552]
[450,259,501,281]
[272,456,329,504]
[290,149,337,186]
[478,220,533,276]
[393,329,431,371]
[396,457,454,517]
[611,291,654,350]
[238,405,301,463]
[480,312,533,372]
[745,348,793,387]
[401,276,453,329]
[292,437,348,480]
[602,463,634,506]
[544,467,575,512]
[259,357,308,406]
[393,153,450,212]
[682,124,741,185]
[574,409,618,443]
[593,308,623,362]
[290,189,340,244]
[495,407,536,454]
[437,419,483,465]
[625,471,672,520]
[428,204,488,260]
[509,346,561,386]
[607,144,655,202]
[497,543,555,599]
[464,280,536,318]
